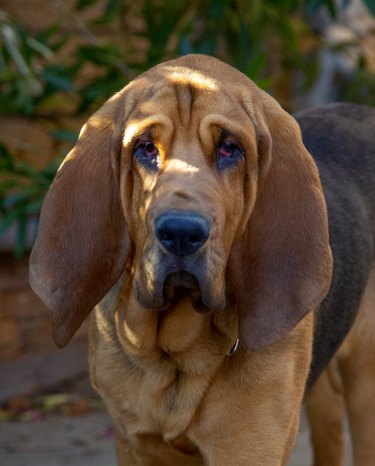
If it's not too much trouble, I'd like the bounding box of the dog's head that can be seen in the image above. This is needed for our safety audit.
[30,55,332,350]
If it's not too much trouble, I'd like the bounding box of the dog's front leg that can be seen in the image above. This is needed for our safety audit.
[115,429,139,466]
[115,429,206,466]
[188,315,313,466]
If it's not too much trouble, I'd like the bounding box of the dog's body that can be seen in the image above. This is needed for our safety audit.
[29,55,375,465]
[298,104,375,465]
[297,104,375,389]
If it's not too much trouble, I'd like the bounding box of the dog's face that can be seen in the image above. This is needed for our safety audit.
[121,64,262,313]
[30,55,332,350]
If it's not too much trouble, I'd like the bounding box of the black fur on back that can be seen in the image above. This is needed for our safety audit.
[295,103,375,390]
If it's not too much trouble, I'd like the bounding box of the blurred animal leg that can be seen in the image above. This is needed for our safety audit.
[306,360,345,466]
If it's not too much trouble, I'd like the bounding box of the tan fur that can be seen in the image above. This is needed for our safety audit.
[307,262,375,466]
[30,55,334,465]
[90,284,314,465]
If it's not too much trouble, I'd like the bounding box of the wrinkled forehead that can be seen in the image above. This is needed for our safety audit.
[123,63,255,144]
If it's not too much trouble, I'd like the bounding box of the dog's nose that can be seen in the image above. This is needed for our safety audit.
[155,212,210,257]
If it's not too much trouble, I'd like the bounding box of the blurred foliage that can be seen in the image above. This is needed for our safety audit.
[1,0,375,256]
[0,142,60,257]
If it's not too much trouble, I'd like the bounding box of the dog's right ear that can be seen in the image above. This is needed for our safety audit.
[30,93,131,348]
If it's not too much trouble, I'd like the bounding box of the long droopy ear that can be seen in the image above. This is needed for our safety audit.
[230,93,333,351]
[29,93,131,348]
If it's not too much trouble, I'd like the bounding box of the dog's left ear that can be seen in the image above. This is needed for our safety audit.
[230,93,333,351]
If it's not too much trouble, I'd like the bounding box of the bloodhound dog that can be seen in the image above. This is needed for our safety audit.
[29,54,375,465]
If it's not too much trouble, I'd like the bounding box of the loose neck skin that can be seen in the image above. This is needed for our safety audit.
[91,273,239,442]
[114,274,239,371]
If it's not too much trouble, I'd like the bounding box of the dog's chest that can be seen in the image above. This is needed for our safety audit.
[121,354,218,440]
[92,297,237,440]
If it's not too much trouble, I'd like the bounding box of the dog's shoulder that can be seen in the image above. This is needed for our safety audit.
[295,103,375,388]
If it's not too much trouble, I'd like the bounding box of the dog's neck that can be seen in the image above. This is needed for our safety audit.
[92,276,239,440]
[114,283,238,371]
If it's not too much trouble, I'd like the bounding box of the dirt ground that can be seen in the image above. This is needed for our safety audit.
[0,393,353,466]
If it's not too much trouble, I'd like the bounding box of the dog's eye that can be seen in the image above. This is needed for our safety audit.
[134,141,159,171]
[216,140,244,170]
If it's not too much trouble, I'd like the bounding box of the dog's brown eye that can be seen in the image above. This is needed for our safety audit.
[216,140,244,170]
[134,141,159,171]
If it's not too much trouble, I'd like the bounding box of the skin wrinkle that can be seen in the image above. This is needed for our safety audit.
[172,82,194,127]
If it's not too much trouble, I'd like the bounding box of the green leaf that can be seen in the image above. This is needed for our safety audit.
[0,207,25,234]
[327,0,338,17]
[3,191,32,208]
[40,160,61,180]
[75,0,98,10]
[254,77,274,90]
[25,198,44,215]
[79,73,125,108]
[247,53,267,80]
[77,43,122,67]
[40,66,74,91]
[50,129,78,143]
[305,0,337,18]
[34,23,60,44]
[0,144,15,170]
[363,0,375,15]
[10,163,39,179]
[92,0,124,24]
[15,214,27,258]
[0,179,17,194]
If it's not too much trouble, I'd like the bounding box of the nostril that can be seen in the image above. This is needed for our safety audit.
[160,231,173,241]
[160,231,176,250]
[189,234,201,245]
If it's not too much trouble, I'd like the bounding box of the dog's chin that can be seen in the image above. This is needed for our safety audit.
[136,270,224,313]
[163,271,209,312]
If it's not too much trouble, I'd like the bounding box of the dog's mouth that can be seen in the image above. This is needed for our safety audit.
[136,265,219,312]
[162,271,209,312]
[134,247,227,312]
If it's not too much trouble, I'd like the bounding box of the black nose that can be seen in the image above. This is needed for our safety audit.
[155,212,210,257]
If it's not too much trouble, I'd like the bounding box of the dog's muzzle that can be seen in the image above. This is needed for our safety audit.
[135,210,226,312]
[152,211,214,311]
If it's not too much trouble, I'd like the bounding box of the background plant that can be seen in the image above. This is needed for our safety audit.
[1,0,375,256]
